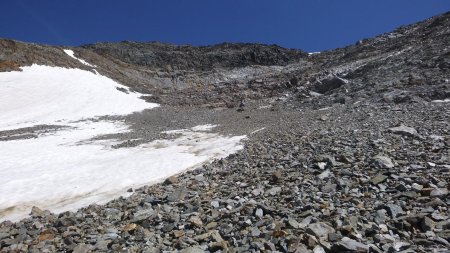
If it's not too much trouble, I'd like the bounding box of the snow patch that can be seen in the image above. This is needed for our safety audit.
[0,65,246,222]
[431,99,450,103]
[191,124,217,132]
[0,65,157,130]
[63,49,95,67]
[258,105,272,109]
[0,120,245,221]
[251,127,265,135]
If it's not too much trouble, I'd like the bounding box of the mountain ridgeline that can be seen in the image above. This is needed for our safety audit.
[0,11,449,108]
[82,42,307,71]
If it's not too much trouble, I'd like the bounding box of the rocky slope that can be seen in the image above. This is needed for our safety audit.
[0,10,449,253]
[1,12,449,108]
[82,42,306,71]
[1,102,449,253]
[288,11,450,109]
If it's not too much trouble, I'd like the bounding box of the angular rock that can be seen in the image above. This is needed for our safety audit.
[131,209,156,223]
[318,169,331,180]
[374,209,387,224]
[299,216,313,229]
[420,216,435,232]
[94,239,110,251]
[371,155,394,169]
[30,206,46,218]
[430,188,449,197]
[37,229,54,242]
[411,183,423,191]
[420,188,434,196]
[167,187,187,202]
[211,200,220,209]
[315,162,327,170]
[321,183,337,193]
[190,216,203,228]
[392,241,411,251]
[272,170,282,182]
[290,243,310,253]
[181,247,205,253]
[287,218,300,229]
[384,204,404,218]
[315,76,348,94]
[266,186,282,196]
[370,173,388,185]
[332,237,369,252]
[73,244,92,253]
[389,125,420,138]
[431,212,449,221]
[163,176,178,185]
[123,223,137,232]
[255,208,263,218]
[251,227,261,237]
[313,245,326,253]
[306,222,335,239]
[162,223,175,233]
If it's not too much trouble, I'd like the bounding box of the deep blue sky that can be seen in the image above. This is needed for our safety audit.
[1,1,449,52]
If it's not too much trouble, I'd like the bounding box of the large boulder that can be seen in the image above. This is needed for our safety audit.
[315,76,349,94]
[332,237,369,252]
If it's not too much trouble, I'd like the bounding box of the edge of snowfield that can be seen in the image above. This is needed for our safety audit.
[0,64,156,130]
[0,64,246,222]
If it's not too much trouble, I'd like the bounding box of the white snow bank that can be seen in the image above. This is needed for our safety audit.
[250,127,265,135]
[191,124,217,132]
[432,99,450,103]
[0,121,245,221]
[63,49,95,67]
[0,65,157,130]
[0,66,246,222]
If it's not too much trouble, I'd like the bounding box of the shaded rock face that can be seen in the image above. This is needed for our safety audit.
[82,41,307,71]
[292,11,450,108]
[314,76,348,94]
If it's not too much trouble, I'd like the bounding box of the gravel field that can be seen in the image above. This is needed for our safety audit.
[1,101,449,252]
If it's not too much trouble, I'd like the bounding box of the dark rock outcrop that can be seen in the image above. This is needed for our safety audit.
[82,41,307,71]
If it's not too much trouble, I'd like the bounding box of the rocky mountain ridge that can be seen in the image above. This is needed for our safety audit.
[82,42,306,71]
[0,11,449,253]
[1,11,449,108]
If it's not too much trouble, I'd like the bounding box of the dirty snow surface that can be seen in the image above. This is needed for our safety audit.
[0,65,245,221]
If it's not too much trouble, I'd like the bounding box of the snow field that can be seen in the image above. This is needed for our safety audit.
[0,64,245,221]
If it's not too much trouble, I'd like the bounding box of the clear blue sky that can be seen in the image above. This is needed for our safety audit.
[1,0,449,52]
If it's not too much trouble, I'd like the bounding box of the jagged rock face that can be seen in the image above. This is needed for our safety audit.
[0,11,449,108]
[83,10,450,107]
[298,11,450,107]
[82,42,307,71]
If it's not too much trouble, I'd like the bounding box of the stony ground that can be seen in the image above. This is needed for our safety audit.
[0,11,449,253]
[1,100,449,253]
